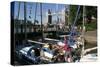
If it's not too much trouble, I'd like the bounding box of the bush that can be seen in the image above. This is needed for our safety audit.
[85,21,97,31]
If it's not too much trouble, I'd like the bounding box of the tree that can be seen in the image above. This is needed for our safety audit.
[69,5,97,26]
[69,5,78,24]
[85,6,97,23]
[69,5,83,26]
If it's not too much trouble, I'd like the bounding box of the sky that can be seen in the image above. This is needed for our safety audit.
[14,1,69,24]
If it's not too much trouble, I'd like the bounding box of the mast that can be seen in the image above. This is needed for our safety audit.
[82,5,85,57]
[66,5,70,32]
[16,2,21,34]
[17,2,20,20]
[40,3,44,44]
[68,5,70,26]
[56,4,59,24]
[34,3,37,32]
[56,4,58,34]
[24,2,27,45]
[18,2,23,33]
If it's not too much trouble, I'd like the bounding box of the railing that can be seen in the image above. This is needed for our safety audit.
[83,47,97,55]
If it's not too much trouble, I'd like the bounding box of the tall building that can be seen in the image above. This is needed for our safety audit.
[61,8,65,23]
[48,9,52,24]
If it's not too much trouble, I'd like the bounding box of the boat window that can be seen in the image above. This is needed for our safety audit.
[34,48,40,57]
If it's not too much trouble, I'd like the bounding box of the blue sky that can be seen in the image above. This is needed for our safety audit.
[14,1,69,24]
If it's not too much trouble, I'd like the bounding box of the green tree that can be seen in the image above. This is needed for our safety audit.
[85,6,97,23]
[69,5,83,26]
[69,5,78,24]
[69,5,97,26]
